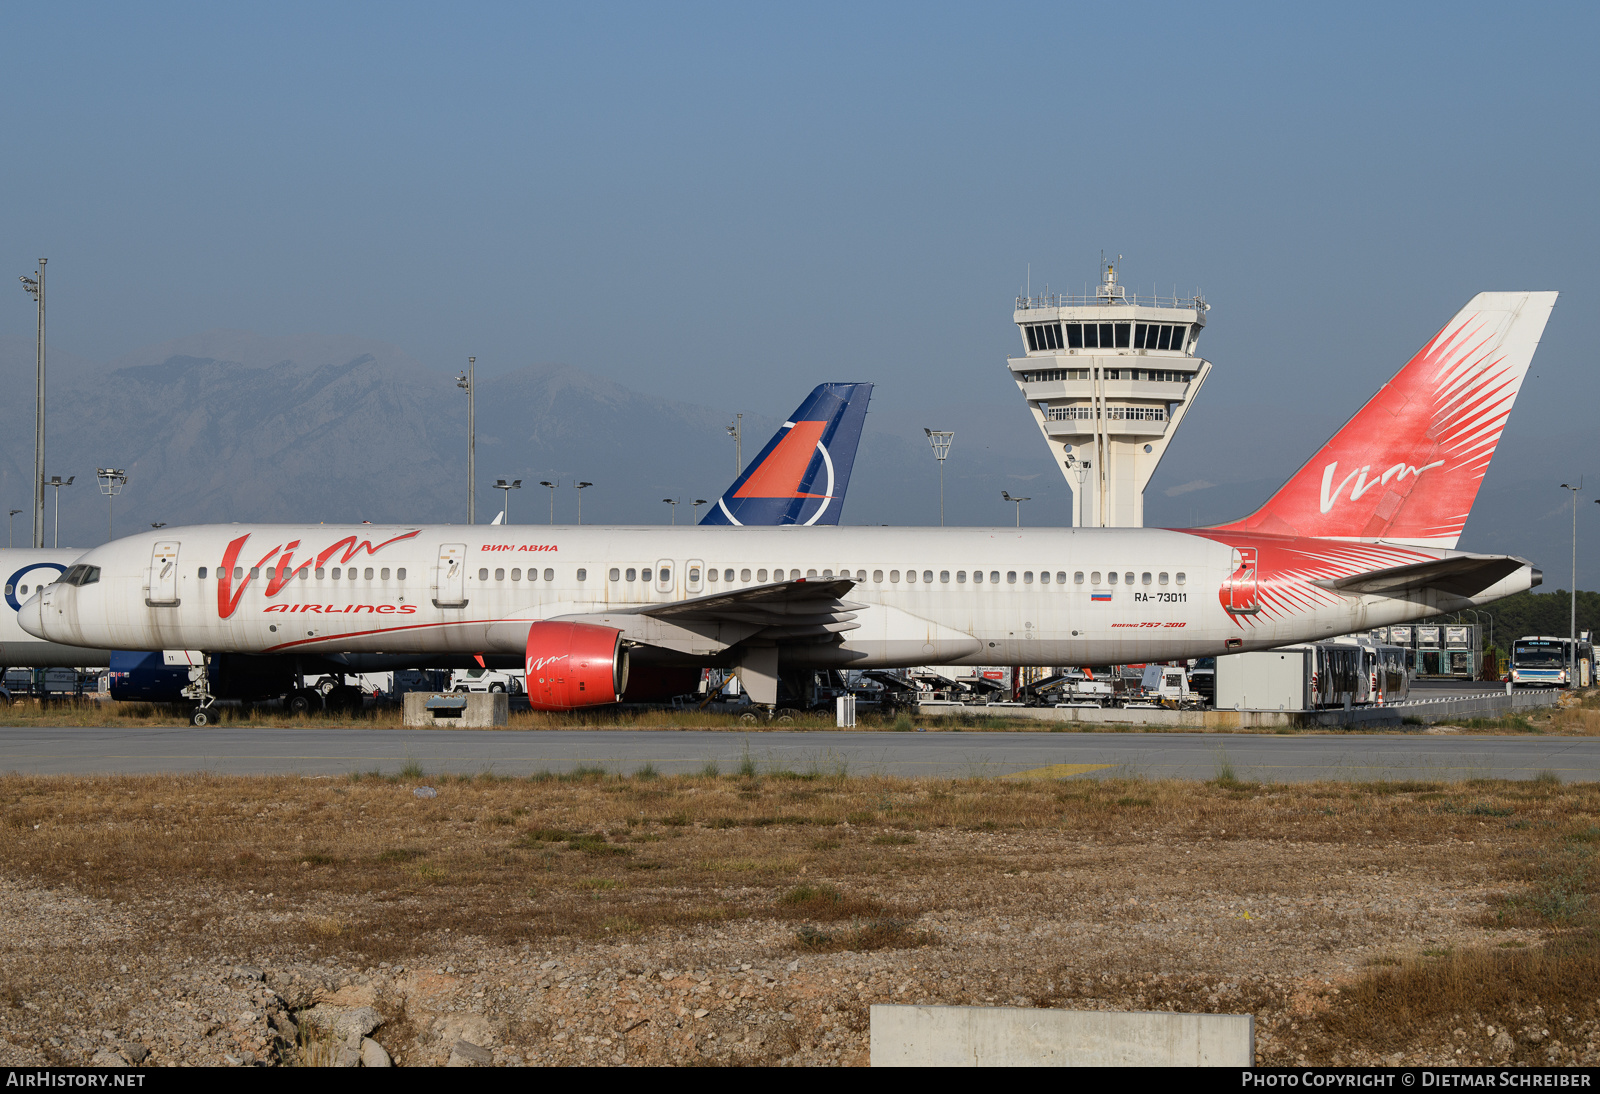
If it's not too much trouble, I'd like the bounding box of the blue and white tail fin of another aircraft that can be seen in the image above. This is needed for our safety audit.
[700,382,873,526]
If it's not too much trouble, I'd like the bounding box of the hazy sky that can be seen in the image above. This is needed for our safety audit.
[3,3,1597,576]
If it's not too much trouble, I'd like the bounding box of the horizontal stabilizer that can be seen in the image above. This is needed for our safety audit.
[1313,553,1531,599]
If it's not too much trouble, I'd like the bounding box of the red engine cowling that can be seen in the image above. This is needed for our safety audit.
[524,622,628,711]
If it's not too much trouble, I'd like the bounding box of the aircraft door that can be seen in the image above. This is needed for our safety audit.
[1223,547,1260,614]
[654,559,675,596]
[146,540,182,607]
[433,544,468,608]
[686,559,704,595]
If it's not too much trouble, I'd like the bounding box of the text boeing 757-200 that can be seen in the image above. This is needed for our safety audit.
[21,292,1554,722]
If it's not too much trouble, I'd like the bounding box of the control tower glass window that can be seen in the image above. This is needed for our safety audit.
[1026,323,1064,351]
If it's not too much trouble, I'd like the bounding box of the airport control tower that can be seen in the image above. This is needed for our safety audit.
[1007,261,1212,527]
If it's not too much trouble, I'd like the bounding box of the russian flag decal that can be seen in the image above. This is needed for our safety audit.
[1091,592,1112,602]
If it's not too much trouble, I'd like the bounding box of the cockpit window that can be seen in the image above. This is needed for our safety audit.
[58,565,101,587]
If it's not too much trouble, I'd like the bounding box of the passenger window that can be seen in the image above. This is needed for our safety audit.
[313,567,323,580]
[511,568,521,580]
[1007,571,1017,584]
[705,568,716,582]
[725,569,734,581]
[1176,572,1186,585]
[856,570,866,581]
[808,569,819,578]
[923,570,933,583]
[873,570,883,582]
[1141,572,1151,585]
[397,568,406,581]
[1125,572,1135,584]
[1023,571,1033,583]
[624,568,636,581]
[1108,572,1118,585]
[957,571,967,583]
[609,568,620,581]
[198,567,208,579]
[1159,572,1169,585]
[772,569,785,581]
[2,585,9,596]
[362,567,372,580]
[348,568,357,581]
[1062,572,1071,583]
[479,568,489,581]
[381,568,390,580]
[641,569,652,582]
[249,568,259,580]
[495,568,505,581]
[906,570,917,584]
[331,567,341,580]
[940,571,950,583]
[1039,571,1049,584]
[1090,572,1101,584]
[973,570,983,583]
[576,569,586,581]
[757,569,767,582]
[742,569,752,581]
[545,568,555,581]
[890,570,900,582]
[989,571,1000,584]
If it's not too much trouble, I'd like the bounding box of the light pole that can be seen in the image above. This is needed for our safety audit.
[1560,481,1581,684]
[19,259,44,548]
[690,498,709,523]
[493,478,522,523]
[924,429,953,527]
[7,510,20,549]
[456,357,476,524]
[538,480,556,524]
[727,414,743,474]
[663,498,680,525]
[1065,453,1090,528]
[574,481,592,525]
[46,476,74,547]
[96,469,127,542]
[1001,490,1031,528]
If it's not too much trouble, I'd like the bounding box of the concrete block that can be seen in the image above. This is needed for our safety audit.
[869,1004,1253,1067]
[403,692,508,728]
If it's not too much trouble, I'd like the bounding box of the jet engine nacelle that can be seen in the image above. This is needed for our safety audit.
[524,621,628,711]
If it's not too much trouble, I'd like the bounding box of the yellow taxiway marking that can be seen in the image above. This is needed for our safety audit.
[1003,763,1115,780]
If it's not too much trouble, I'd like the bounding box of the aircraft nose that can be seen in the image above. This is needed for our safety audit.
[16,593,47,639]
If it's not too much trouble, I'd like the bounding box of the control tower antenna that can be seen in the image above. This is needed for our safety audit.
[1007,256,1213,527]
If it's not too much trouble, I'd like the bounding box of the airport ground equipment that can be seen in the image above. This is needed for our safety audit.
[1008,260,1211,527]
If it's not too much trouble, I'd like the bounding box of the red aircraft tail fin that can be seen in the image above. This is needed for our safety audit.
[1213,292,1557,548]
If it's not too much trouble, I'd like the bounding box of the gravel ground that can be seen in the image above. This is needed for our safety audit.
[0,773,1595,1067]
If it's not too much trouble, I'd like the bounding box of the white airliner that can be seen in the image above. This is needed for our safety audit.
[21,292,1555,723]
[1,549,114,674]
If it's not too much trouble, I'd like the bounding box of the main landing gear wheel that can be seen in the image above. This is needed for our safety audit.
[286,689,322,716]
[739,712,760,724]
[191,706,214,727]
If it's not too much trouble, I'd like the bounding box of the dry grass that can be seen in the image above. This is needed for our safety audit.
[3,769,1600,1064]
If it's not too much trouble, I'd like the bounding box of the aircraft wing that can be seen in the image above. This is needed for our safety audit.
[549,578,866,650]
[1313,554,1528,599]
